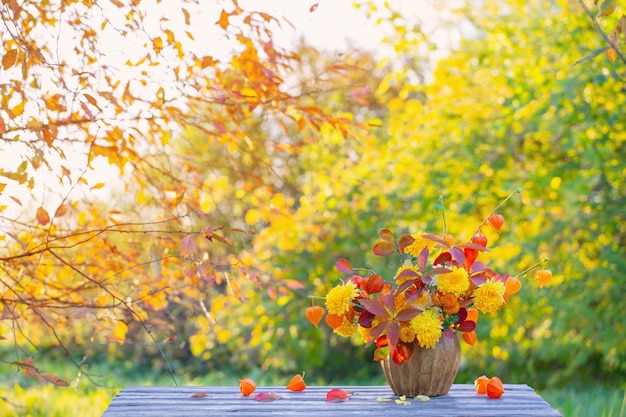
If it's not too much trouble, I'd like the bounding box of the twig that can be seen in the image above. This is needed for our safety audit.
[578,0,626,65]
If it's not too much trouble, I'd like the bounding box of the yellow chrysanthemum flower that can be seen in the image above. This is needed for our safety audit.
[436,267,470,296]
[404,234,434,257]
[410,309,442,348]
[325,282,358,315]
[334,315,357,337]
[472,279,506,313]
[399,323,417,343]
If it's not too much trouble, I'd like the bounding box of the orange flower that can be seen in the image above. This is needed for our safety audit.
[286,373,306,391]
[487,376,505,398]
[535,269,552,288]
[474,375,489,394]
[239,378,256,396]
[440,292,460,314]
[305,306,324,328]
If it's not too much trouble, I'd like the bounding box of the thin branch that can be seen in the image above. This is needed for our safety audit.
[578,0,626,65]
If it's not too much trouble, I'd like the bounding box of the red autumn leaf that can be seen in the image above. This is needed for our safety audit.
[456,320,476,333]
[286,373,306,391]
[326,388,351,402]
[253,391,281,401]
[180,235,196,258]
[372,241,395,256]
[335,258,353,274]
[395,307,421,322]
[239,378,256,396]
[191,392,210,398]
[309,3,319,12]
[487,214,504,232]
[305,306,324,328]
[379,228,394,242]
[365,274,384,294]
[359,298,389,317]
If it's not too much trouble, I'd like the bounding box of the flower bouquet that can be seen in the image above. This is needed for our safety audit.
[307,193,551,368]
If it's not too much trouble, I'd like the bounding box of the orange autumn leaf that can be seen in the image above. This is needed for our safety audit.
[474,375,489,394]
[36,207,50,226]
[463,330,477,346]
[305,306,324,328]
[535,269,552,288]
[190,392,209,398]
[286,372,306,391]
[239,378,256,396]
[487,376,505,398]
[487,214,504,232]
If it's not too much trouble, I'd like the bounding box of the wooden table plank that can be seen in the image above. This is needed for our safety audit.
[101,384,562,416]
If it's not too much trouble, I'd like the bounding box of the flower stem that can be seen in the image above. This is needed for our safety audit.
[515,257,550,278]
[471,187,522,238]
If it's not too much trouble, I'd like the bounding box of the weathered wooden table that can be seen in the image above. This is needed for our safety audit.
[101,384,562,416]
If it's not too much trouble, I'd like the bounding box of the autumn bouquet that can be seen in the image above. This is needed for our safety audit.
[307,194,551,366]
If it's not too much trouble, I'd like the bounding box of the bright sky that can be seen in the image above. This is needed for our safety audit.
[1,0,456,219]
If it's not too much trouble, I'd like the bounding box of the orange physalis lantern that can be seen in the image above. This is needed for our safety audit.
[504,276,522,302]
[286,372,306,391]
[239,378,256,396]
[474,375,489,394]
[463,330,477,346]
[487,214,504,232]
[325,313,343,329]
[305,306,324,328]
[487,376,505,398]
[535,270,552,288]
[466,308,479,323]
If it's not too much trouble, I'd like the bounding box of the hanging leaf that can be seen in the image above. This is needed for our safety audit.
[372,241,395,256]
[398,234,415,249]
[180,235,197,258]
[379,228,394,242]
[2,49,18,70]
[36,207,50,225]
[335,258,353,274]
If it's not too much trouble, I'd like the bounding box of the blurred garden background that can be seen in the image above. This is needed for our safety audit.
[0,0,624,416]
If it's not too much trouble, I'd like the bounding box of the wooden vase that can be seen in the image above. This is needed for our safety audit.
[381,334,461,397]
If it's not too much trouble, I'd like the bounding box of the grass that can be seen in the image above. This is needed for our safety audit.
[1,361,624,417]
